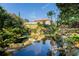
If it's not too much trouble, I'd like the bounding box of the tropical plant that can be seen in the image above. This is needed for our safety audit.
[47,11,55,24]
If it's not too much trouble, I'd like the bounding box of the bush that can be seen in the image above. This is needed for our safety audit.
[66,33,79,43]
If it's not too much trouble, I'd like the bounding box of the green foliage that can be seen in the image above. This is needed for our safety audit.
[66,33,79,43]
[0,6,29,48]
[56,3,79,27]
[47,11,54,17]
[47,11,55,24]
[24,19,29,22]
[44,24,58,36]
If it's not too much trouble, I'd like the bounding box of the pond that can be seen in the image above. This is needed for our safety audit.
[12,39,53,56]
[12,39,79,56]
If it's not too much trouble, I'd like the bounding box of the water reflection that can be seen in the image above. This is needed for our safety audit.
[13,40,52,56]
[12,39,79,56]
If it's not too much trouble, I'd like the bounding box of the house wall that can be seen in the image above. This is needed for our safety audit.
[37,20,51,25]
[45,21,51,25]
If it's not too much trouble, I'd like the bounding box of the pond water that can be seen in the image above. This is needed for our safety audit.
[12,39,79,56]
[12,40,53,56]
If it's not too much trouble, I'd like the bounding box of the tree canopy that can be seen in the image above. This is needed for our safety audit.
[0,6,29,50]
[56,3,79,27]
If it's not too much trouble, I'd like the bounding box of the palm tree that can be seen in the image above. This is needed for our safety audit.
[47,11,54,25]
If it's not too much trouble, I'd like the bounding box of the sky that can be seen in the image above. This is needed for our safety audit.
[0,3,60,21]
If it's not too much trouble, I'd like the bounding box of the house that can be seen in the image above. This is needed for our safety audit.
[33,18,51,25]
[22,21,38,29]
[22,18,52,29]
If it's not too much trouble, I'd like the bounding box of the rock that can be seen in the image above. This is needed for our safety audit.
[74,41,79,48]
